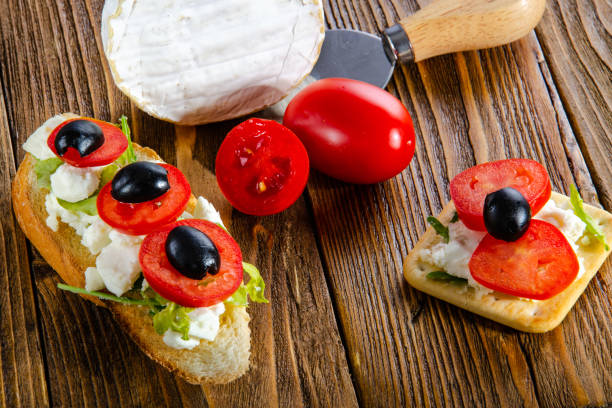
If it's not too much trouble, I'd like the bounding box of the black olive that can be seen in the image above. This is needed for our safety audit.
[54,120,105,157]
[484,187,531,241]
[111,162,170,203]
[165,226,220,280]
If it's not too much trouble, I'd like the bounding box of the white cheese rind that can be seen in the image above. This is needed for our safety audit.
[101,0,325,125]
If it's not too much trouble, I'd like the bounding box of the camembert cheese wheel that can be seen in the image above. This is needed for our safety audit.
[101,0,325,125]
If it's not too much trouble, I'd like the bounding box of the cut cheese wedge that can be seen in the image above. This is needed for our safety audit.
[403,192,612,333]
[101,0,325,125]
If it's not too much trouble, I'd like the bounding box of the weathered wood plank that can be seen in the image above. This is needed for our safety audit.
[312,0,612,406]
[0,0,357,406]
[0,68,50,408]
[535,0,612,210]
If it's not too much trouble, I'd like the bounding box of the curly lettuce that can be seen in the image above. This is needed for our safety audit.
[570,185,609,250]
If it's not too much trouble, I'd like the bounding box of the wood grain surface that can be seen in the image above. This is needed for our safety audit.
[0,0,610,407]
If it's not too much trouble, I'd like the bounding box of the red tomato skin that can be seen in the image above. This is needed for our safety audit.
[283,78,415,184]
[97,163,191,235]
[469,220,579,300]
[140,219,243,307]
[216,118,309,216]
[48,118,128,167]
[450,159,551,231]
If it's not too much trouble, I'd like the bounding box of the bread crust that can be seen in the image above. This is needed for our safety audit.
[403,192,612,332]
[12,144,250,384]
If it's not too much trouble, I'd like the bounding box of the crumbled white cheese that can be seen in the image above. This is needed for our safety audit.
[84,267,106,292]
[192,196,225,228]
[50,163,103,203]
[81,218,113,255]
[45,193,98,235]
[95,230,144,296]
[162,331,201,350]
[23,113,79,160]
[162,302,226,350]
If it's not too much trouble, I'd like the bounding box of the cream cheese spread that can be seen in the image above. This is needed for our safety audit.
[419,198,588,295]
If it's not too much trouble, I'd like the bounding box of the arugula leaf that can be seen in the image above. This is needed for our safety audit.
[427,216,449,243]
[115,115,137,166]
[57,283,156,306]
[34,157,63,189]
[450,212,459,223]
[426,271,467,284]
[225,262,269,306]
[56,164,118,216]
[570,185,609,250]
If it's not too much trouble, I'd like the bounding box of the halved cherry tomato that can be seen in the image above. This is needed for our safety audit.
[450,159,551,231]
[48,118,128,167]
[97,163,191,235]
[469,220,578,300]
[283,78,415,184]
[215,118,309,216]
[140,219,243,307]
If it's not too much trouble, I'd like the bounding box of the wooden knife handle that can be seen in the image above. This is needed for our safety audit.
[387,0,546,63]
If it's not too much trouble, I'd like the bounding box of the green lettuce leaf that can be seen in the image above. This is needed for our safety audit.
[115,115,137,166]
[57,195,98,216]
[152,302,193,340]
[427,216,449,243]
[225,262,269,306]
[426,271,467,284]
[570,185,609,250]
[59,283,194,340]
[34,157,63,189]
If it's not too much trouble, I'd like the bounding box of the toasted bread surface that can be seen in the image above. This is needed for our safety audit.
[403,192,612,333]
[12,143,250,384]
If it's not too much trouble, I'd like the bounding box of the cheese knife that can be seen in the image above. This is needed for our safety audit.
[311,0,546,88]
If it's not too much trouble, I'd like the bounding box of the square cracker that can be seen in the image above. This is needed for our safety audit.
[403,192,612,332]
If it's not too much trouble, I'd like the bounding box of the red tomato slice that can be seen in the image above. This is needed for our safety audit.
[450,159,551,231]
[48,118,128,167]
[97,163,191,235]
[215,118,309,216]
[283,78,415,184]
[140,219,243,307]
[469,220,579,300]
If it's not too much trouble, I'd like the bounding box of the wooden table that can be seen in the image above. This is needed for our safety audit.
[0,0,610,406]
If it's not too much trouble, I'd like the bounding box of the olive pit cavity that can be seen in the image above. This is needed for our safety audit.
[111,162,170,203]
[165,225,220,280]
[54,120,105,157]
[483,187,531,242]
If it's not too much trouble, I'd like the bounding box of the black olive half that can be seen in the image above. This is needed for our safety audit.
[165,225,220,280]
[484,187,531,242]
[54,120,105,157]
[111,162,170,203]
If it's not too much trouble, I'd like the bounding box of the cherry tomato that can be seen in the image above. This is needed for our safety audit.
[97,163,191,235]
[140,219,243,307]
[469,220,578,300]
[283,78,415,184]
[215,118,309,216]
[48,117,128,167]
[450,159,551,231]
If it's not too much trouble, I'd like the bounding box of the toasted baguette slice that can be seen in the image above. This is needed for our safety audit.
[403,192,612,333]
[12,144,250,384]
